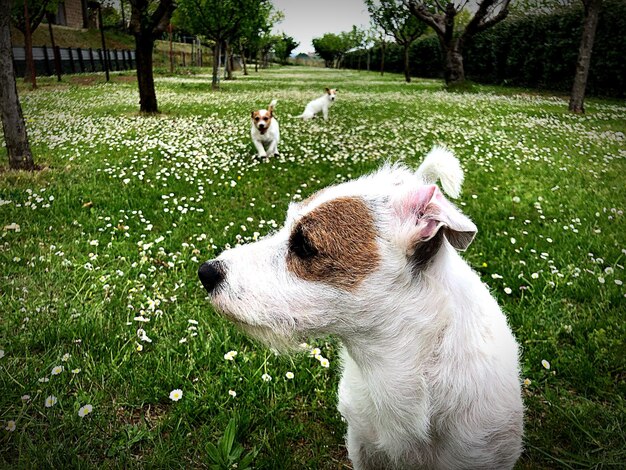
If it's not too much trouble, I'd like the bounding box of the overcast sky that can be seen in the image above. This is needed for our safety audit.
[271,0,371,55]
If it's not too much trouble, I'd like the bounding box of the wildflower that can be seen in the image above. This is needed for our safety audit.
[523,378,532,387]
[228,390,237,398]
[615,279,623,286]
[598,277,605,284]
[135,343,143,352]
[541,360,550,370]
[78,404,93,418]
[5,420,16,432]
[179,337,187,344]
[51,365,63,376]
[71,368,81,374]
[531,273,539,279]
[21,395,31,401]
[261,373,272,382]
[504,287,512,295]
[510,238,516,244]
[188,319,198,325]
[61,353,71,362]
[45,395,58,407]
[0,350,4,359]
[512,196,521,203]
[285,372,294,380]
[169,389,183,401]
[319,358,330,368]
[89,240,99,246]
[38,377,50,383]
[310,347,321,357]
[137,328,152,343]
[224,350,238,361]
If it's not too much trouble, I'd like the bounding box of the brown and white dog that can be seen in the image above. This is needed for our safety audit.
[199,147,523,469]
[251,99,279,159]
[296,88,337,120]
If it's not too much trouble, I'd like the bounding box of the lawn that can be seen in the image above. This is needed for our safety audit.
[1,66,625,469]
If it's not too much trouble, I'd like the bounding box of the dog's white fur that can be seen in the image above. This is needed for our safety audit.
[200,147,523,469]
[296,88,337,120]
[251,99,279,158]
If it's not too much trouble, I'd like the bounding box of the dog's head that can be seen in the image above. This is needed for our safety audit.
[251,102,275,134]
[325,87,338,102]
[199,148,476,348]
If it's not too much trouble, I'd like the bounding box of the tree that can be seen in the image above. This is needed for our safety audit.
[367,0,425,82]
[11,0,59,88]
[312,29,359,68]
[569,0,603,113]
[129,0,176,113]
[273,33,298,65]
[235,2,276,75]
[312,33,343,68]
[407,0,512,86]
[1,0,35,170]
[175,0,269,89]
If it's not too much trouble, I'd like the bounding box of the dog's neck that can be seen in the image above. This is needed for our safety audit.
[338,248,473,442]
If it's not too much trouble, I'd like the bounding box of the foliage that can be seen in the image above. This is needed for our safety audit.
[365,0,425,47]
[464,0,626,97]
[345,0,625,98]
[407,0,513,84]
[10,0,59,34]
[273,33,298,65]
[205,418,257,469]
[312,27,362,68]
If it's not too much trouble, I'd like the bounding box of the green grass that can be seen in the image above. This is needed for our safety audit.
[1,66,625,469]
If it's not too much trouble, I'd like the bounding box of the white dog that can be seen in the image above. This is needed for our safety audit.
[251,99,279,159]
[296,88,337,120]
[198,147,524,469]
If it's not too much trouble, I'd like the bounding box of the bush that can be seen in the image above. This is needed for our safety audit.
[345,0,626,97]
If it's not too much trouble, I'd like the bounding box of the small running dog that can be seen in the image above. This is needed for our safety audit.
[296,88,337,120]
[199,147,523,470]
[250,99,279,159]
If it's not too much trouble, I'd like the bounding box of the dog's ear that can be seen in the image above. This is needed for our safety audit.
[251,110,255,117]
[395,184,477,256]
[325,87,330,94]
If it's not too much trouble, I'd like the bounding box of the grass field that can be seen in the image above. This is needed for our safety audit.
[1,66,625,469]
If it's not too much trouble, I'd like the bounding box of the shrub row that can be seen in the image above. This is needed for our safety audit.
[344,0,626,97]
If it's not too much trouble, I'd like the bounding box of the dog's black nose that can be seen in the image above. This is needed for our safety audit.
[198,261,226,294]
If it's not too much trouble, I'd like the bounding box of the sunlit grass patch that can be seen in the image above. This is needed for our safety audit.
[1,66,625,468]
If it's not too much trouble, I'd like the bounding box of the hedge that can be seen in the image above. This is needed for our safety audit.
[344,0,626,97]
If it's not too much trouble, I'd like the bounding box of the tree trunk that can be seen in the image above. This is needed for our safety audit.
[134,32,158,113]
[212,42,220,89]
[403,44,411,83]
[241,50,248,76]
[46,13,62,81]
[380,41,386,76]
[225,42,233,80]
[444,43,465,86]
[22,0,36,88]
[0,0,35,170]
[367,49,370,72]
[569,0,602,113]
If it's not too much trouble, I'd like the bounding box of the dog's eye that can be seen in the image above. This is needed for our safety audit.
[255,117,260,121]
[289,226,318,259]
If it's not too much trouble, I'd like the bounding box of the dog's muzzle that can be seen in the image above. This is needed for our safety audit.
[198,260,226,294]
